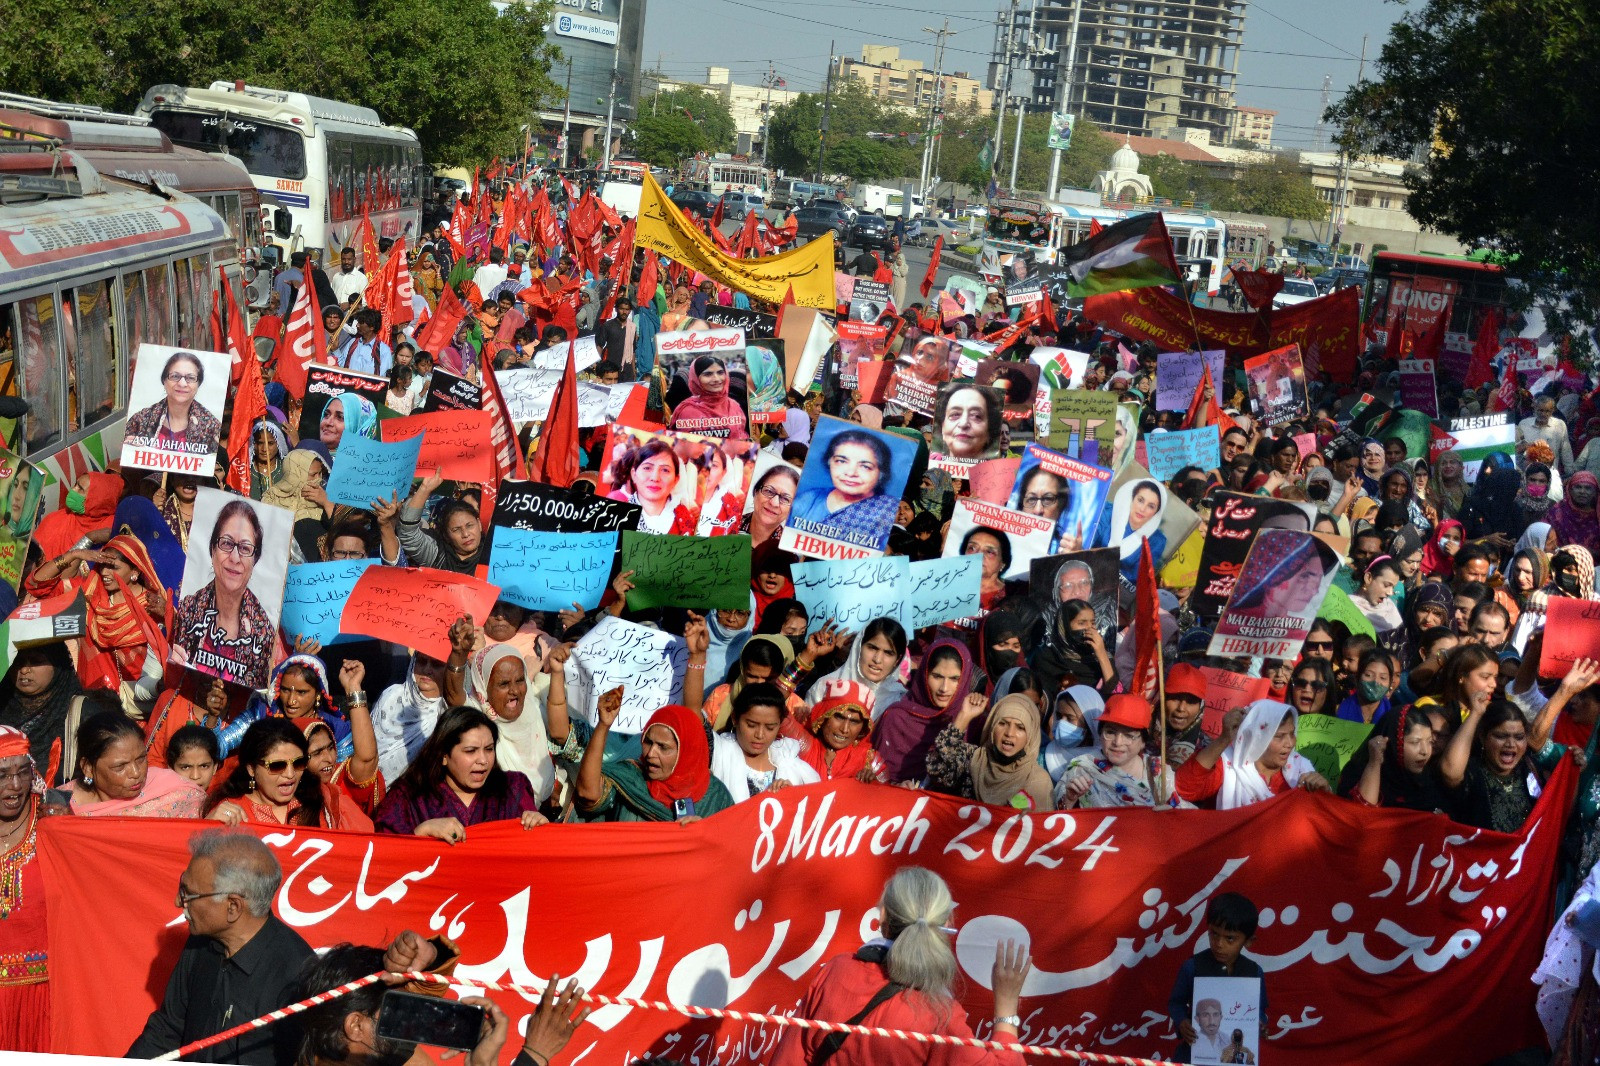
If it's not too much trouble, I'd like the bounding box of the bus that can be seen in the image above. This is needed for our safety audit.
[1221,219,1269,272]
[137,81,425,268]
[1367,250,1508,354]
[0,124,235,503]
[771,178,834,210]
[980,200,1229,296]
[0,91,268,269]
[685,155,770,197]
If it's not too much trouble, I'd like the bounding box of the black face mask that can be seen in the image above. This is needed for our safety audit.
[1557,570,1582,595]
[988,647,1021,674]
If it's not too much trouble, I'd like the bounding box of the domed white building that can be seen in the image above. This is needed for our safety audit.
[1094,139,1153,202]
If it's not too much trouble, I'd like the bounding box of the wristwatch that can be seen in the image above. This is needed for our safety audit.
[994,1015,1022,1028]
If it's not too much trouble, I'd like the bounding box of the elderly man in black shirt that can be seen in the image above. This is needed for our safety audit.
[128,830,313,1066]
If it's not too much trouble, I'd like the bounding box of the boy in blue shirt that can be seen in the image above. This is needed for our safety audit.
[1168,892,1272,1063]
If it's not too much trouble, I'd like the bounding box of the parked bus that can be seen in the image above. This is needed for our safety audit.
[1221,218,1269,271]
[0,91,267,267]
[685,156,770,197]
[1367,250,1508,354]
[0,116,234,503]
[771,178,834,209]
[137,81,425,267]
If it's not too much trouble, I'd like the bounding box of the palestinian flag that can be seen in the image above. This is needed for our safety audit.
[1059,212,1183,298]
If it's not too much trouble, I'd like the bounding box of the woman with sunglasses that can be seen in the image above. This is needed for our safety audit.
[1286,658,1335,718]
[1301,620,1338,666]
[205,718,371,830]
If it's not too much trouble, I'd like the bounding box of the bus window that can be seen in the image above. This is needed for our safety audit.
[0,303,15,451]
[124,263,175,363]
[173,256,210,349]
[15,295,63,453]
[64,279,118,433]
[217,194,244,249]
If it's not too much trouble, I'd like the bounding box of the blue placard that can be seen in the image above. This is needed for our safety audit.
[488,526,618,612]
[906,555,984,630]
[1144,426,1222,481]
[280,559,369,646]
[324,433,423,509]
[791,556,910,633]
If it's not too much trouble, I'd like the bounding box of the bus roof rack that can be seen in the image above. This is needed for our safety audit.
[203,81,388,128]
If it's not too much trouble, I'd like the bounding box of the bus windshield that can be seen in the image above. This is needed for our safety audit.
[146,109,308,181]
[986,200,1050,248]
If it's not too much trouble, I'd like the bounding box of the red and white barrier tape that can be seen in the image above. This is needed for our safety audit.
[157,969,1169,1066]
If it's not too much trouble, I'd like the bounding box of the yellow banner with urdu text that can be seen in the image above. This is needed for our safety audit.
[635,173,837,310]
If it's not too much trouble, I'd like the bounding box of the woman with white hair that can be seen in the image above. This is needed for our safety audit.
[769,866,1032,1065]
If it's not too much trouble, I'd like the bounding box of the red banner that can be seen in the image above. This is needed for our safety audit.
[1083,284,1362,379]
[39,776,1569,1065]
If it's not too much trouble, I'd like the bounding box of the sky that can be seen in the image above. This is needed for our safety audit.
[638,0,1407,150]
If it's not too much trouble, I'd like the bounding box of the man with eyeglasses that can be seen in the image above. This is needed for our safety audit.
[129,830,312,1065]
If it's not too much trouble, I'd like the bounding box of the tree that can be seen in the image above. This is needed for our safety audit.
[1327,0,1599,360]
[766,80,918,181]
[631,111,707,169]
[636,86,737,157]
[1223,158,1328,221]
[0,0,563,166]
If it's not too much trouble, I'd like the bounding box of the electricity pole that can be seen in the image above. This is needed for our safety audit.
[1330,35,1367,254]
[991,0,1019,183]
[918,21,951,205]
[559,59,574,168]
[817,41,835,185]
[601,0,626,169]
[1047,0,1082,200]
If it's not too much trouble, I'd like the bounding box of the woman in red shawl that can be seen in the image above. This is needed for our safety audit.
[75,534,172,701]
[30,472,121,564]
[576,697,734,822]
[669,355,750,440]
[795,679,884,782]
[1420,519,1463,580]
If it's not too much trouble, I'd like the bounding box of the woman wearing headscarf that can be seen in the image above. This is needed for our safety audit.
[925,693,1056,811]
[701,634,807,729]
[73,534,171,705]
[577,698,733,822]
[0,725,49,1050]
[1552,472,1600,556]
[1339,704,1450,811]
[1518,461,1558,526]
[372,652,455,786]
[1421,518,1464,580]
[412,247,444,309]
[1042,684,1104,781]
[31,472,120,564]
[702,599,756,693]
[1054,694,1188,810]
[660,284,696,332]
[391,474,489,575]
[1429,450,1469,521]
[1508,543,1552,618]
[223,654,353,759]
[805,617,908,722]
[317,391,379,455]
[745,345,789,423]
[794,679,883,782]
[247,419,290,501]
[1174,700,1331,809]
[1461,453,1528,551]
[259,447,334,564]
[461,643,568,806]
[1032,599,1115,697]
[1380,466,1431,539]
[875,639,983,785]
[1358,439,1387,498]
[710,683,820,802]
[916,468,953,518]
[0,644,82,781]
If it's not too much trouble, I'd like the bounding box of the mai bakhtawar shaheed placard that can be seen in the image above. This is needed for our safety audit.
[1207,528,1341,661]
[779,416,920,560]
[120,345,229,475]
[170,489,293,690]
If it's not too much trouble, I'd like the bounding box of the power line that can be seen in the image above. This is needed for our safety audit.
[1247,0,1363,59]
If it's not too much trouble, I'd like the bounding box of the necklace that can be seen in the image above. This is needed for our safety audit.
[0,802,37,919]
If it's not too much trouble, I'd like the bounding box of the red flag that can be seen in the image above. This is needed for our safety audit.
[920,235,943,299]
[1465,307,1502,388]
[219,266,253,383]
[225,315,269,494]
[209,294,227,361]
[1040,290,1059,333]
[1413,305,1448,362]
[416,284,469,355]
[635,252,660,309]
[478,348,529,481]
[277,264,326,398]
[527,342,580,488]
[776,284,797,335]
[734,210,761,259]
[710,195,726,231]
[981,306,1041,350]
[1233,268,1285,311]
[355,212,379,273]
[1182,362,1232,433]
[1088,218,1104,237]
[1131,539,1162,703]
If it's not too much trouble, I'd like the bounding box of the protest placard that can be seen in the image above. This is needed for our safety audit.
[906,555,984,630]
[1008,444,1114,556]
[967,458,1023,505]
[1540,598,1600,678]
[491,480,641,534]
[1398,358,1439,417]
[703,306,777,335]
[340,566,500,660]
[931,383,1005,466]
[7,591,85,649]
[171,490,294,690]
[780,417,919,560]
[487,527,617,613]
[739,341,789,424]
[1191,492,1317,617]
[1047,389,1118,463]
[577,382,613,427]
[976,360,1041,437]
[380,409,495,483]
[1317,583,1375,639]
[298,366,388,443]
[848,280,890,322]
[1244,343,1309,426]
[563,615,686,733]
[791,556,911,632]
[886,330,957,417]
[1154,349,1225,413]
[280,559,369,647]
[323,432,423,509]
[620,531,751,611]
[1144,427,1221,480]
[1209,529,1340,660]
[944,498,1055,581]
[530,335,601,372]
[1191,977,1260,1066]
[1029,549,1121,645]
[836,322,886,388]
[855,361,893,404]
[495,367,562,424]
[1447,412,1516,481]
[420,368,482,413]
[120,345,229,476]
[1197,667,1270,737]
[1004,277,1045,306]
[1297,714,1374,783]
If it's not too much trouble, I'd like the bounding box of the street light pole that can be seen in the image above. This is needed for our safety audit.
[601,0,626,170]
[817,41,835,185]
[559,59,574,169]
[1047,0,1081,200]
[991,0,1019,182]
[918,21,951,205]
[762,63,774,168]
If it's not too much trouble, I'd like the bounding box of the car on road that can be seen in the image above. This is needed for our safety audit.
[720,190,766,221]
[907,216,969,247]
[849,212,893,250]
[1272,277,1322,308]
[670,189,719,218]
[794,204,852,243]
[1314,266,1370,294]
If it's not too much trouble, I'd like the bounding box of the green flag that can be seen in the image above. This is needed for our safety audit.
[976,139,993,173]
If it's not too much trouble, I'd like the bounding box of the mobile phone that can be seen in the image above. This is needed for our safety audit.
[673,797,696,819]
[374,991,485,1052]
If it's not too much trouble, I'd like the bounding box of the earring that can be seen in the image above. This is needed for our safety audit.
[83,775,93,788]
[247,777,256,792]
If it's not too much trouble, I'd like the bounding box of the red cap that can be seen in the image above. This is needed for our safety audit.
[1099,694,1153,731]
[1166,663,1208,700]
